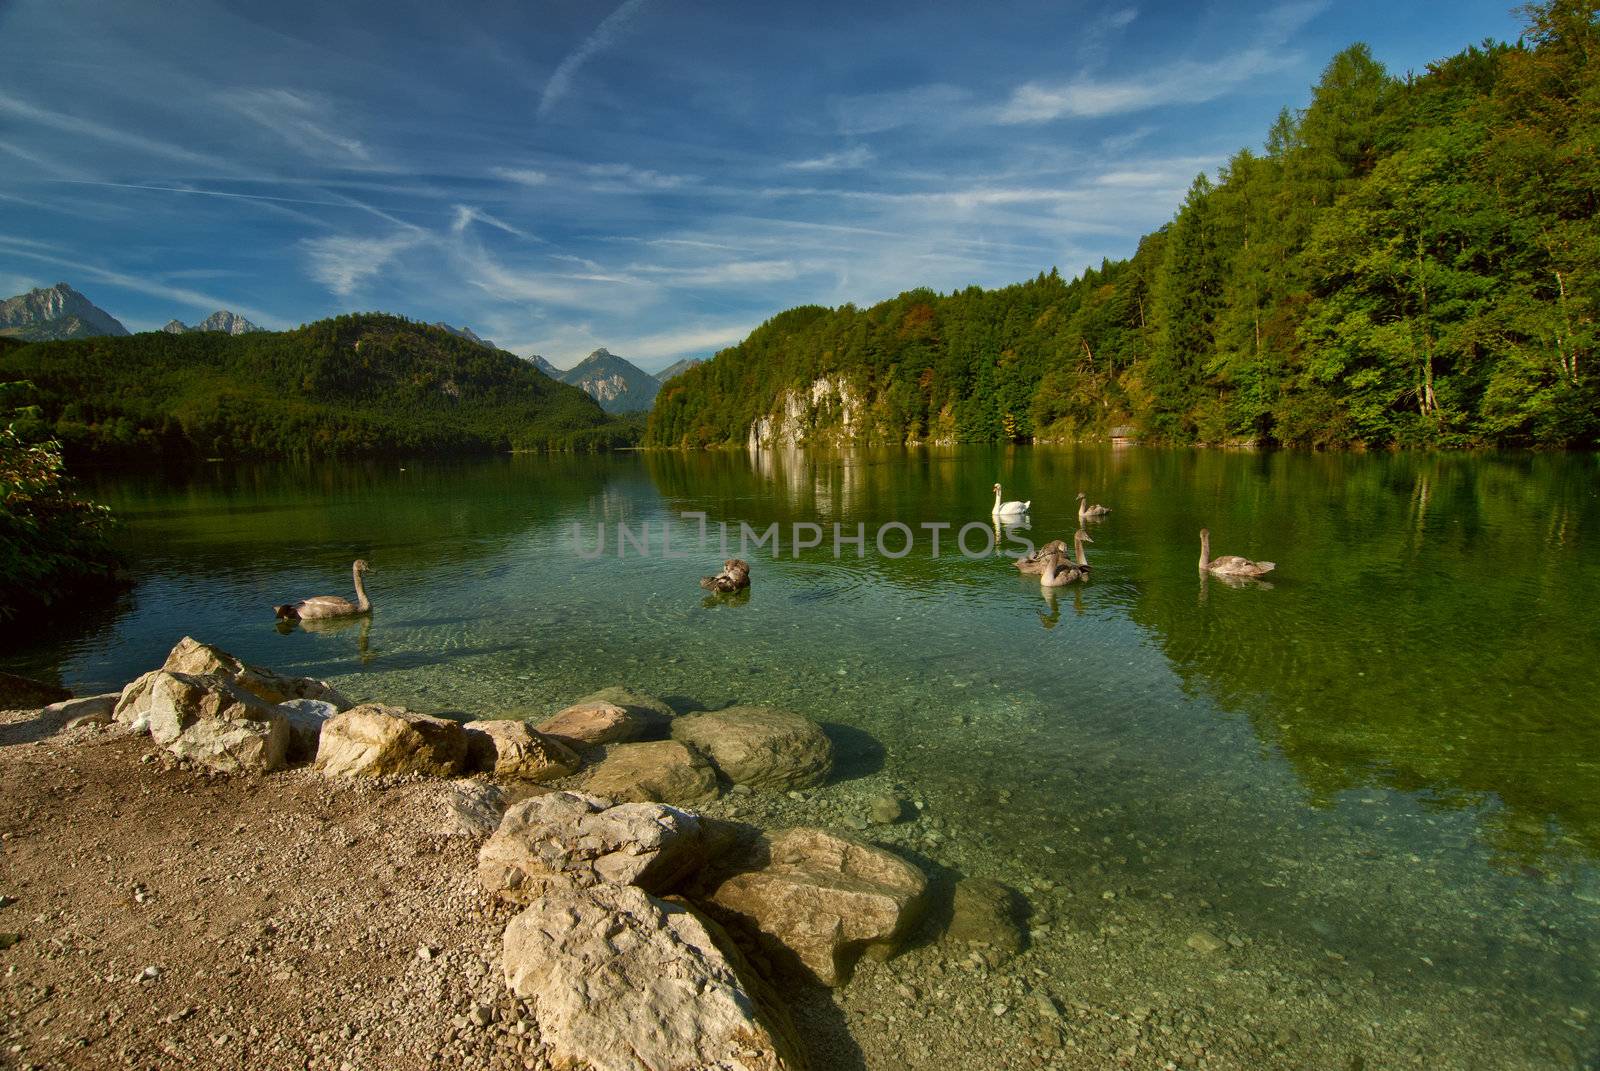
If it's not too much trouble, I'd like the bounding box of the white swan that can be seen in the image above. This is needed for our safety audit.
[992,483,1030,518]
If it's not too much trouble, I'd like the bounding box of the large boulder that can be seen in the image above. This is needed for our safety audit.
[582,740,720,807]
[502,883,805,1071]
[703,828,928,987]
[535,699,647,748]
[463,719,580,781]
[161,636,351,707]
[444,779,553,838]
[120,671,291,773]
[45,693,119,729]
[114,637,351,732]
[671,706,832,792]
[568,686,676,734]
[478,791,705,902]
[314,704,467,778]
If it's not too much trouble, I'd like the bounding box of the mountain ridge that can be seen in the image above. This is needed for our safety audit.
[1,312,639,460]
[163,310,263,336]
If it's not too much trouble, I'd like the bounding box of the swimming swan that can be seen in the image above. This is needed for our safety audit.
[701,558,751,593]
[1041,529,1093,586]
[1198,529,1275,577]
[1077,491,1111,519]
[275,560,372,620]
[1013,539,1068,574]
[993,483,1030,517]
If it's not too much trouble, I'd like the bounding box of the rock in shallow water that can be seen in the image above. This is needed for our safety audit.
[946,877,1027,961]
[502,883,806,1071]
[535,699,646,748]
[462,719,580,781]
[670,705,833,792]
[582,739,720,806]
[705,827,927,986]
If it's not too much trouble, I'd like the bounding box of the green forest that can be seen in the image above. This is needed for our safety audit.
[649,1,1598,450]
[0,314,640,462]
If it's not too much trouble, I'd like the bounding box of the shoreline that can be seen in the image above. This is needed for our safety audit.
[2,683,1574,1070]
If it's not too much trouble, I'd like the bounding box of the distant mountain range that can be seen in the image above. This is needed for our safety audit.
[163,310,263,336]
[558,348,660,413]
[1,283,129,341]
[1,283,702,413]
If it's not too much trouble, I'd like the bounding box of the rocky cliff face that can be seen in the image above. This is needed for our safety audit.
[0,283,129,341]
[746,376,866,450]
[526,354,561,377]
[164,310,262,335]
[559,348,660,413]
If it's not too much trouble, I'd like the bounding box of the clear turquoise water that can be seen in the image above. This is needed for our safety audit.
[10,446,1600,1062]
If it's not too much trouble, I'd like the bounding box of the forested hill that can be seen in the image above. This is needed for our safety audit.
[0,314,639,461]
[649,2,1598,451]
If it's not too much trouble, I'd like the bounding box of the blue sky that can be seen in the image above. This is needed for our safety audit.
[0,0,1527,373]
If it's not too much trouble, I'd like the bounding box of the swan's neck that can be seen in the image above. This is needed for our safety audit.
[1075,534,1088,566]
[993,488,1002,511]
[352,566,370,612]
[1199,533,1210,570]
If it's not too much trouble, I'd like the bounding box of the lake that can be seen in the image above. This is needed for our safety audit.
[11,445,1600,1067]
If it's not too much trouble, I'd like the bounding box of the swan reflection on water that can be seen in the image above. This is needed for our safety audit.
[702,587,752,610]
[1038,585,1085,629]
[1198,569,1276,604]
[277,612,374,661]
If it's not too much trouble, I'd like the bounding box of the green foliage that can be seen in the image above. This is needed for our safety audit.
[0,382,122,624]
[647,1,1600,450]
[0,314,640,463]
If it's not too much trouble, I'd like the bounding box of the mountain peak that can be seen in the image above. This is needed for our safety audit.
[163,310,263,336]
[559,349,661,413]
[433,322,499,351]
[0,282,130,342]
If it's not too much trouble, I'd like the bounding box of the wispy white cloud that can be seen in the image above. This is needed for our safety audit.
[539,0,651,118]
[220,88,372,165]
[0,91,232,170]
[519,320,752,368]
[998,1,1327,123]
[631,259,800,287]
[492,167,549,186]
[586,163,693,190]
[451,204,533,239]
[0,138,95,181]
[783,146,875,172]
[302,231,426,297]
[831,84,972,135]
